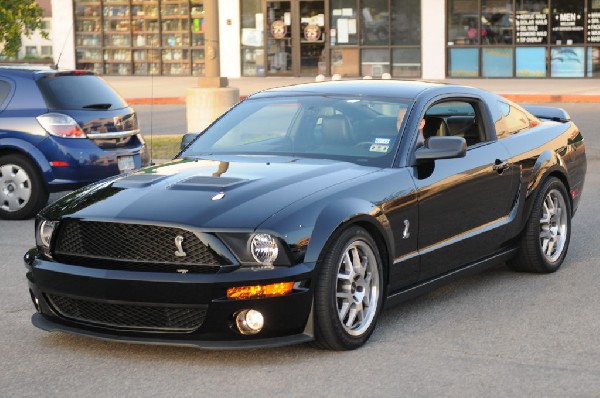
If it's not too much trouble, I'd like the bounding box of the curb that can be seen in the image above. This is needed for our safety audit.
[127,97,186,105]
[126,93,600,105]
[500,94,600,103]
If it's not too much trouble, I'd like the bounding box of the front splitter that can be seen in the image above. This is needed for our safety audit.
[32,313,313,350]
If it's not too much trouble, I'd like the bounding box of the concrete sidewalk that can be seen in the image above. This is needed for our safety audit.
[103,75,600,104]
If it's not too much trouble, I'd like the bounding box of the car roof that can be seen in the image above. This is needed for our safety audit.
[0,65,95,80]
[253,80,448,100]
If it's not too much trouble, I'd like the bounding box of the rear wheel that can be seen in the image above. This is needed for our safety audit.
[0,155,48,220]
[314,226,384,350]
[508,177,571,273]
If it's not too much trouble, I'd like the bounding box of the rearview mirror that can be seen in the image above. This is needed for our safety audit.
[180,133,201,150]
[415,136,467,161]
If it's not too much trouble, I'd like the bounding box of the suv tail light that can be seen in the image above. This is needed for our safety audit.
[37,113,86,138]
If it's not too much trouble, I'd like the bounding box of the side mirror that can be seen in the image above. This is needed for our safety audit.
[415,136,467,161]
[180,133,201,150]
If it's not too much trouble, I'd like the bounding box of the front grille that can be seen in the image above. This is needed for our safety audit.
[54,220,226,273]
[46,294,207,332]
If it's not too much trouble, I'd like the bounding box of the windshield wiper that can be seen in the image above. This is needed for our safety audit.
[82,103,112,110]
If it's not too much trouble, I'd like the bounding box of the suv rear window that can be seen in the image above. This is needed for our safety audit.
[37,75,127,111]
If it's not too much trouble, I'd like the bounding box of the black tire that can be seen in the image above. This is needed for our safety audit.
[0,154,49,220]
[314,226,384,350]
[508,177,571,273]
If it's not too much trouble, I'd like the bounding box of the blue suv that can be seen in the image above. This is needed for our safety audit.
[0,66,149,219]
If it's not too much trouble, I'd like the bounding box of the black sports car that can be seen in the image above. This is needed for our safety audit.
[25,81,587,350]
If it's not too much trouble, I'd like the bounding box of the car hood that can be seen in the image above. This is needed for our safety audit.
[43,155,379,229]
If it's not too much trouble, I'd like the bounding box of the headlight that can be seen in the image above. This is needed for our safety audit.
[36,219,58,258]
[216,232,292,267]
[250,233,279,265]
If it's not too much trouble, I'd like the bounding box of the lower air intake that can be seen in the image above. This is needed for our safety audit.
[46,294,207,332]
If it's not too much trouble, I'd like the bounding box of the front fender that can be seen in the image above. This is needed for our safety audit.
[304,198,394,267]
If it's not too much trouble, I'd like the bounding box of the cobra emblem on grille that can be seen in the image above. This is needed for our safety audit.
[174,235,187,257]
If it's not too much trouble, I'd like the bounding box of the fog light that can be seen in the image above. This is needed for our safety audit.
[29,290,40,312]
[235,309,264,335]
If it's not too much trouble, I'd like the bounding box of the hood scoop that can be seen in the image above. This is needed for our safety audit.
[170,176,248,191]
[113,174,168,188]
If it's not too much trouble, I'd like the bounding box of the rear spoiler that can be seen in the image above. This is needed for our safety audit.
[523,106,570,123]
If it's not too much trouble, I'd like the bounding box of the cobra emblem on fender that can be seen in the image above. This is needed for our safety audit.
[174,235,187,257]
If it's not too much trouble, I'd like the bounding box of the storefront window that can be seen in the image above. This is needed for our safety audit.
[482,48,513,76]
[551,47,585,76]
[391,0,420,45]
[392,48,420,77]
[331,47,359,76]
[447,0,478,45]
[516,47,546,77]
[481,0,513,44]
[516,1,548,45]
[74,0,205,76]
[551,0,584,45]
[587,0,600,44]
[448,48,479,77]
[331,0,358,45]
[241,0,264,76]
[588,47,600,76]
[361,48,389,76]
[448,0,599,78]
[361,0,389,45]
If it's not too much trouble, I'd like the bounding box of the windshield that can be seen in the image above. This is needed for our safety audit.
[182,95,412,167]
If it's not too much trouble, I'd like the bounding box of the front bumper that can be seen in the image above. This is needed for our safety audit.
[25,250,316,349]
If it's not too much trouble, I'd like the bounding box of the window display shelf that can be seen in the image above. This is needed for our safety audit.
[74,0,205,76]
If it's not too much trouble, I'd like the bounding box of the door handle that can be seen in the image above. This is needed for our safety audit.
[493,159,510,173]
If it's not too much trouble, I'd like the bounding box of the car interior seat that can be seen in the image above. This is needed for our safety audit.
[462,119,483,146]
[423,116,449,139]
[320,114,354,145]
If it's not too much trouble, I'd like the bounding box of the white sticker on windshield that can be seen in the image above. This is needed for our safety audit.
[374,138,391,145]
[369,144,389,153]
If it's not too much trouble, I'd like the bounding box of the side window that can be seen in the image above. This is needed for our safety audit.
[0,80,11,106]
[423,100,486,147]
[499,100,529,134]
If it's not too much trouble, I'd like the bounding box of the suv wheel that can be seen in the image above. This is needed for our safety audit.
[0,154,48,220]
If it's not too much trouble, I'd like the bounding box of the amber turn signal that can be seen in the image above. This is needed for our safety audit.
[227,282,294,299]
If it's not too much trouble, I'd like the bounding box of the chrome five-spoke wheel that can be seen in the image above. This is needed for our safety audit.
[540,188,568,263]
[314,226,384,350]
[508,177,571,273]
[336,240,380,336]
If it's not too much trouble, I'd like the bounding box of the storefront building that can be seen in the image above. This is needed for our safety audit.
[447,0,600,78]
[50,0,600,78]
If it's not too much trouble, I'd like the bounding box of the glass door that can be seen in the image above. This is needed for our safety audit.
[298,1,325,75]
[266,1,293,75]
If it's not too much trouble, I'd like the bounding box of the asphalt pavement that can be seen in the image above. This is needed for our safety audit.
[0,104,599,397]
